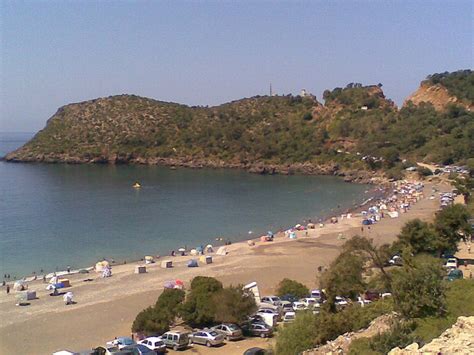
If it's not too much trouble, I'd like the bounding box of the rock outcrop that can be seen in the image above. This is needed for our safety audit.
[404,82,473,111]
[303,313,397,355]
[388,316,474,354]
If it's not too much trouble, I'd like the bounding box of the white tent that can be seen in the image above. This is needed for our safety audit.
[13,280,27,291]
[216,246,228,256]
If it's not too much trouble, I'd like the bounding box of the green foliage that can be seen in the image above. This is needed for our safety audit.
[276,278,310,299]
[391,254,446,319]
[181,276,256,327]
[349,321,417,355]
[276,299,394,355]
[417,167,433,177]
[321,250,366,308]
[181,276,223,327]
[434,204,472,249]
[132,289,185,335]
[212,285,257,324]
[426,69,474,102]
[397,219,440,255]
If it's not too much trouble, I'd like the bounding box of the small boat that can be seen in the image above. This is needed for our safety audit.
[132,182,142,189]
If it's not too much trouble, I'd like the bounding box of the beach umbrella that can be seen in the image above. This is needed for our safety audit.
[175,279,184,286]
[63,291,74,304]
[13,280,27,291]
[205,244,213,252]
[164,281,175,289]
[178,248,186,252]
[190,249,198,256]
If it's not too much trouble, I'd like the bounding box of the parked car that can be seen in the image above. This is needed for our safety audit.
[243,348,266,355]
[364,290,380,301]
[162,330,190,351]
[444,258,458,269]
[106,337,136,350]
[447,269,463,281]
[211,323,243,341]
[310,289,325,301]
[300,297,318,308]
[122,344,155,354]
[256,307,280,320]
[292,301,307,311]
[280,301,294,313]
[189,330,225,347]
[283,311,296,323]
[138,337,166,353]
[389,255,403,266]
[242,323,273,338]
[280,294,299,303]
[356,296,372,307]
[335,296,349,308]
[260,295,282,306]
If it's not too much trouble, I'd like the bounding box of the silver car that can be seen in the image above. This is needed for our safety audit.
[189,330,225,347]
[211,323,243,341]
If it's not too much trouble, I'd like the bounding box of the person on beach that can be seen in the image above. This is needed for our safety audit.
[67,265,71,273]
[6,284,10,294]
[468,244,471,254]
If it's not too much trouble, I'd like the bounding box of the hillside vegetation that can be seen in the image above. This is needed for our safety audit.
[5,70,474,178]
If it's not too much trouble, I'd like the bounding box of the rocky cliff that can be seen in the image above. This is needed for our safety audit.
[388,316,474,354]
[404,82,473,111]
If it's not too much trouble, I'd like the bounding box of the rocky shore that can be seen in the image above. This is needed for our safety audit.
[3,153,384,184]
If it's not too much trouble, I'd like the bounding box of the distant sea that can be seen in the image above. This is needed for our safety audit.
[0,132,371,278]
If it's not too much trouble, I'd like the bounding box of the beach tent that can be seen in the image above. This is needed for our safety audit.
[18,290,36,300]
[95,260,110,272]
[161,260,173,268]
[49,276,59,284]
[135,265,147,274]
[13,280,27,291]
[307,223,315,229]
[362,219,372,225]
[187,259,199,267]
[63,291,74,305]
[387,211,399,218]
[247,240,255,246]
[144,256,154,264]
[289,232,297,239]
[196,246,203,254]
[164,280,176,289]
[190,249,198,256]
[200,255,213,264]
[216,246,228,256]
[205,244,214,253]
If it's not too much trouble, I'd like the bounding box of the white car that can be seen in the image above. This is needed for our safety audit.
[356,297,372,307]
[106,337,136,350]
[283,311,296,323]
[445,258,458,269]
[300,297,318,308]
[310,289,324,301]
[257,308,280,318]
[292,302,307,311]
[139,336,166,353]
[335,296,349,308]
[260,295,282,306]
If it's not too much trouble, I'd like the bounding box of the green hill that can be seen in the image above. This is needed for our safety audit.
[5,70,474,179]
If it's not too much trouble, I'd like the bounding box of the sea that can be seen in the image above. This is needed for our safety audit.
[0,132,371,278]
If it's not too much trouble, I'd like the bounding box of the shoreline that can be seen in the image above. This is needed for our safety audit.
[3,183,385,283]
[0,179,448,355]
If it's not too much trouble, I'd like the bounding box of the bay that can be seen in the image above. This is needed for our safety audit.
[0,132,369,277]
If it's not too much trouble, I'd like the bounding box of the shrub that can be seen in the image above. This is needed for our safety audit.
[391,255,446,319]
[213,285,257,324]
[276,279,310,299]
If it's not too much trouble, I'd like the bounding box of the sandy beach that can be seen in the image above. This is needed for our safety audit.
[0,181,454,355]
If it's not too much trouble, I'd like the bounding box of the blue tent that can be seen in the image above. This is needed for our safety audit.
[362,219,372,225]
[187,259,199,267]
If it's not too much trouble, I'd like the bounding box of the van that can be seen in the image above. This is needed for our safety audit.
[162,330,189,351]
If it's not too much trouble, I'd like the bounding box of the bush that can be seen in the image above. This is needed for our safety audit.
[132,289,185,335]
[276,299,394,354]
[391,255,446,319]
[276,279,310,299]
[181,276,223,327]
[417,167,433,177]
[213,285,257,324]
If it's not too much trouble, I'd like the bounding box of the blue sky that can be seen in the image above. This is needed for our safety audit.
[1,0,472,132]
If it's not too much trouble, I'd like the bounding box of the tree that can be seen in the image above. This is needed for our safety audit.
[391,254,446,319]
[320,251,366,310]
[434,204,472,249]
[453,176,474,204]
[276,278,310,299]
[275,311,318,355]
[181,276,223,327]
[132,288,185,335]
[342,236,393,285]
[213,285,257,324]
[397,219,440,255]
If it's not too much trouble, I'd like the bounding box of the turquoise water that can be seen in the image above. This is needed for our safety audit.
[0,133,370,277]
